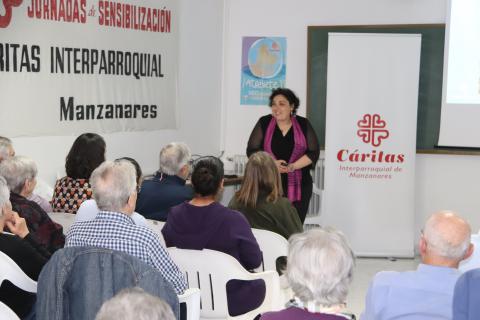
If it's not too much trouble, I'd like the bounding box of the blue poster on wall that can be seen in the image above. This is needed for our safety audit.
[240,36,287,105]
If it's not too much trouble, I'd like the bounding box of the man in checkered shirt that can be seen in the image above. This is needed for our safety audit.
[66,159,187,294]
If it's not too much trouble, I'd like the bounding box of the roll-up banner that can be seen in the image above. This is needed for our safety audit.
[0,0,178,137]
[322,33,421,257]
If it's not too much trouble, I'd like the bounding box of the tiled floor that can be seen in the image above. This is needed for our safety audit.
[346,257,419,317]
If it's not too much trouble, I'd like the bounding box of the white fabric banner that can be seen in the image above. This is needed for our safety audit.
[322,33,421,257]
[0,0,178,137]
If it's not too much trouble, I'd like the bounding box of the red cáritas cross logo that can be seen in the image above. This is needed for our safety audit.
[357,114,389,147]
[0,0,22,28]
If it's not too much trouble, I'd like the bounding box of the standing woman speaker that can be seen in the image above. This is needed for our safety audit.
[247,88,319,223]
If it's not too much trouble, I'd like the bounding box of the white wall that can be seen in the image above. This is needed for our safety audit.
[416,154,480,235]
[11,0,225,186]
[221,0,480,243]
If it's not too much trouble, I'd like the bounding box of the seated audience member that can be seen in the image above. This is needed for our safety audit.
[0,136,52,213]
[136,142,193,221]
[0,156,64,253]
[76,157,147,227]
[229,151,303,239]
[95,287,175,320]
[453,268,480,320]
[0,136,15,161]
[162,156,265,316]
[0,176,51,319]
[261,228,355,320]
[66,160,186,294]
[361,211,473,320]
[36,247,180,319]
[51,133,106,214]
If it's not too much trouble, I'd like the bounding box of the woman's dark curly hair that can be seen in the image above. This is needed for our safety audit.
[269,88,300,114]
[66,133,106,179]
[191,157,224,197]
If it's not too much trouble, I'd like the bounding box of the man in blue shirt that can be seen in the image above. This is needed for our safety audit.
[66,160,187,294]
[136,142,193,221]
[361,211,474,320]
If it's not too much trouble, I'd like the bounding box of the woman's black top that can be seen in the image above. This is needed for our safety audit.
[246,114,320,188]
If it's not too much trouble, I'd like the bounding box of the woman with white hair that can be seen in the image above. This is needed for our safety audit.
[0,136,52,213]
[0,136,14,161]
[96,287,175,320]
[0,176,51,318]
[0,156,65,253]
[261,228,355,320]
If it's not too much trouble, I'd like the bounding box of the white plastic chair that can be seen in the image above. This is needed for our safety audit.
[48,211,76,234]
[460,234,480,272]
[0,301,20,320]
[179,288,201,320]
[146,219,166,233]
[146,219,166,246]
[0,251,37,293]
[0,251,37,319]
[305,157,324,226]
[251,229,293,305]
[251,228,288,272]
[168,248,281,320]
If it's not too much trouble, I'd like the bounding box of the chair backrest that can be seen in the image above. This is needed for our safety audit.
[178,288,201,320]
[0,301,20,320]
[251,228,288,272]
[146,219,166,246]
[0,251,37,293]
[47,212,76,234]
[168,247,280,320]
[459,234,480,272]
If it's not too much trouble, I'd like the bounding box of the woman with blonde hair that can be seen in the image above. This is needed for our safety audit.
[229,151,303,239]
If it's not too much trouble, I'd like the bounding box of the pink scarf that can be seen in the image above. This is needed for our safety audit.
[263,116,307,203]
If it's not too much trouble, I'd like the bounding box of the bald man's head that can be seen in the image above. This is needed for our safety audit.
[422,211,471,262]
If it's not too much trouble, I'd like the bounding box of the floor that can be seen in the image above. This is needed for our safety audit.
[345,257,420,317]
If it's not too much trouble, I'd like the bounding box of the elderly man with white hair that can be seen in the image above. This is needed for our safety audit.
[361,211,474,320]
[66,160,187,294]
[0,176,51,318]
[261,227,356,320]
[0,156,64,253]
[136,142,193,221]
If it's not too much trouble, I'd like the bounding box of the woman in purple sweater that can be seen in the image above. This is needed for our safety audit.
[162,156,265,316]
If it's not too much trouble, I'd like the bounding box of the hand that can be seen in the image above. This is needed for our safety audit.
[5,210,29,239]
[275,160,289,174]
[287,163,296,172]
[2,202,14,221]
